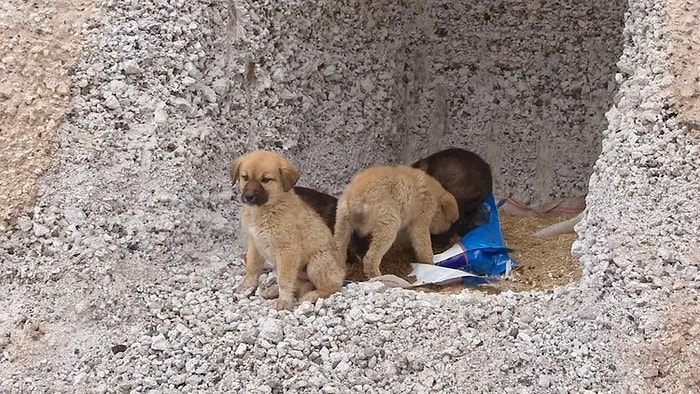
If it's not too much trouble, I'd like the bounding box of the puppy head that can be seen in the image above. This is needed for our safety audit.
[430,191,459,234]
[230,150,300,206]
[412,157,430,173]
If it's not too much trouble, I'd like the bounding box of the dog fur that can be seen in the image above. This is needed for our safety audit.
[412,147,493,244]
[230,150,345,310]
[334,165,459,278]
[292,186,339,231]
[293,186,370,265]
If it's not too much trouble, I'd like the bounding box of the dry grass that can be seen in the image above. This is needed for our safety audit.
[439,213,581,294]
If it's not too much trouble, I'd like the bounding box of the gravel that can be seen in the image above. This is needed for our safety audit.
[1,0,698,393]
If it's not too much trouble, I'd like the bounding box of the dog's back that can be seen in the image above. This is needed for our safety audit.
[341,166,413,230]
[293,186,337,230]
[338,165,451,234]
[334,165,458,276]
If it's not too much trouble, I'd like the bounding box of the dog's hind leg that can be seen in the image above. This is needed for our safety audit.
[261,283,279,299]
[295,279,316,299]
[303,250,345,303]
[362,214,401,278]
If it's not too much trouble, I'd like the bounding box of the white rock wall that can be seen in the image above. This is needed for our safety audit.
[210,0,627,205]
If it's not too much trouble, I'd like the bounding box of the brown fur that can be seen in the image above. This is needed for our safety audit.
[334,165,459,278]
[292,186,338,230]
[230,150,345,310]
[293,186,370,266]
[412,147,493,244]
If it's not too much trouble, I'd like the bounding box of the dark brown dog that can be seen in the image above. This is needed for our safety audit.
[293,186,338,230]
[412,147,493,245]
[293,186,369,265]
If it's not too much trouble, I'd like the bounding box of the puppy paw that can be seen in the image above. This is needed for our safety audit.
[299,290,320,304]
[261,285,280,299]
[363,268,382,279]
[235,276,259,295]
[275,298,295,311]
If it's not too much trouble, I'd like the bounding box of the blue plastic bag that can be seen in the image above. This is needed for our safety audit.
[433,193,518,284]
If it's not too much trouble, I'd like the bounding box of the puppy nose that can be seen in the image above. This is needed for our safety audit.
[242,191,258,204]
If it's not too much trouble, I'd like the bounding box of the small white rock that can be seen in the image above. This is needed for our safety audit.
[234,343,247,356]
[123,59,142,75]
[17,216,33,232]
[73,372,87,385]
[185,358,198,373]
[32,223,50,238]
[200,85,217,103]
[103,93,120,110]
[258,318,283,343]
[150,334,169,351]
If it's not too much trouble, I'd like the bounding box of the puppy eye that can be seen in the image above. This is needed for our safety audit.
[241,174,249,181]
[261,177,272,184]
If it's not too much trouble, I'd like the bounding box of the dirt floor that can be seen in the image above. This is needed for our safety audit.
[345,212,581,293]
[452,212,581,293]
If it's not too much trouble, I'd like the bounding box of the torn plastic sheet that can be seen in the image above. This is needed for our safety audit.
[431,192,517,285]
[367,263,495,288]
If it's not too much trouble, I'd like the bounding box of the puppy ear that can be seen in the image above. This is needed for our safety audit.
[440,192,459,223]
[412,159,428,171]
[230,157,242,185]
[279,164,300,192]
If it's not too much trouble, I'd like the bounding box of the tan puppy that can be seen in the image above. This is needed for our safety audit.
[231,150,345,310]
[334,165,459,278]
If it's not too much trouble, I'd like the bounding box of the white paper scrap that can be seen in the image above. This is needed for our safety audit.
[409,263,484,286]
[367,263,486,288]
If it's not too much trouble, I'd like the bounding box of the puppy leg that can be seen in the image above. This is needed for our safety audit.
[267,277,315,299]
[333,201,352,266]
[362,216,401,278]
[408,224,434,264]
[295,278,316,299]
[274,251,301,310]
[261,283,279,299]
[236,239,264,294]
[303,250,345,303]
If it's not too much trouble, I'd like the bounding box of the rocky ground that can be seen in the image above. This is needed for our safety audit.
[0,0,698,393]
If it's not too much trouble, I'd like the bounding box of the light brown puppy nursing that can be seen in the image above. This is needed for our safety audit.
[334,165,459,278]
[231,150,345,310]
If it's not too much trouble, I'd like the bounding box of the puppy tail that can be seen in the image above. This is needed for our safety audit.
[333,200,352,266]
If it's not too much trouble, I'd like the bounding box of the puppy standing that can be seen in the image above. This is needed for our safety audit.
[231,150,345,310]
[412,148,493,243]
[334,165,459,278]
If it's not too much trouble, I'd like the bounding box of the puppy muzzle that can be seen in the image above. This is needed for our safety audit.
[242,191,264,205]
